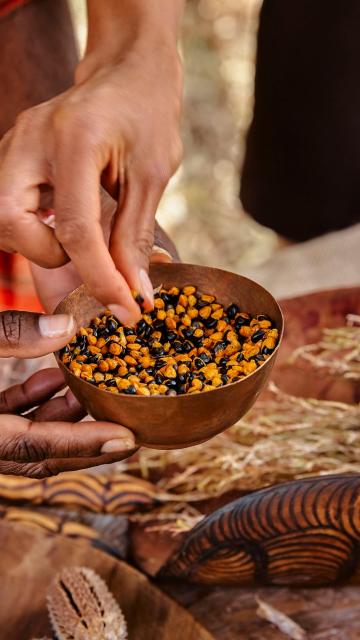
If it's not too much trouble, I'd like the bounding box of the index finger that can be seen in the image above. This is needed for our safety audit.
[54,147,140,326]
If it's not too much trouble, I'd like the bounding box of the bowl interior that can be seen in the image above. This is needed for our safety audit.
[56,262,283,334]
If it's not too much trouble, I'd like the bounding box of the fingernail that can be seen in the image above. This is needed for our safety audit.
[101,438,135,453]
[108,304,139,327]
[39,314,75,338]
[151,245,173,263]
[139,269,154,306]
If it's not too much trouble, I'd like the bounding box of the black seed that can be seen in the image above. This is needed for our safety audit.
[182,328,194,340]
[137,319,147,334]
[199,352,212,364]
[257,314,270,321]
[152,319,164,331]
[198,372,206,382]
[143,324,152,339]
[161,293,173,305]
[106,379,117,387]
[204,317,217,329]
[166,331,177,343]
[196,299,209,309]
[124,327,135,336]
[135,293,144,306]
[146,367,154,376]
[233,376,240,382]
[262,346,274,355]
[151,347,165,357]
[219,357,227,367]
[221,374,229,384]
[87,377,96,385]
[178,374,188,384]
[135,364,143,372]
[88,354,101,364]
[97,328,110,339]
[214,341,226,355]
[173,341,183,353]
[108,318,119,332]
[192,321,202,329]
[182,341,193,353]
[165,379,178,390]
[177,384,186,394]
[251,329,265,343]
[226,304,239,320]
[77,335,87,350]
[123,385,137,395]
[148,380,156,386]
[194,357,205,369]
[188,373,195,384]
[155,373,164,385]
[235,316,250,330]
[236,352,245,362]
[255,355,265,363]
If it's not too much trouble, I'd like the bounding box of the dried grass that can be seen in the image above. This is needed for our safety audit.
[121,323,360,532]
[289,314,360,381]
[124,384,360,505]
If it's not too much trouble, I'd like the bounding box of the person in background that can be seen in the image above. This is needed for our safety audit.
[241,0,360,241]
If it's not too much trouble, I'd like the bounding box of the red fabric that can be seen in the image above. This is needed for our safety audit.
[0,0,32,18]
[0,252,42,312]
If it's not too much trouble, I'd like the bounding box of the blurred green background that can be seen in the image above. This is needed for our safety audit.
[69,0,278,271]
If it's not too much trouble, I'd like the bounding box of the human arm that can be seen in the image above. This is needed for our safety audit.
[0,0,184,324]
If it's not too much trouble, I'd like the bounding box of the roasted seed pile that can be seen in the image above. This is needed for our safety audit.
[60,286,279,396]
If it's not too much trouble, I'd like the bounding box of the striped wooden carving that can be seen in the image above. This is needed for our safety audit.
[161,475,360,586]
[0,472,157,514]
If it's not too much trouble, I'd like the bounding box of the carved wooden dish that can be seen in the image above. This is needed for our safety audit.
[0,520,213,640]
[54,263,283,449]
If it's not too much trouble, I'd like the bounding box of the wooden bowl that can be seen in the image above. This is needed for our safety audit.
[54,263,283,449]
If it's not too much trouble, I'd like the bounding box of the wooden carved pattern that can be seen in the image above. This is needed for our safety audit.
[0,472,157,514]
[161,474,360,586]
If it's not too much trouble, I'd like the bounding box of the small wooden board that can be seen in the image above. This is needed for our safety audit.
[0,520,213,640]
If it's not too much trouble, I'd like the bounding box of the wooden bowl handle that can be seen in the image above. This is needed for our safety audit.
[160,474,360,586]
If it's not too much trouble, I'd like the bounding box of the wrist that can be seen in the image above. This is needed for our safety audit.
[76,29,180,85]
[76,1,183,84]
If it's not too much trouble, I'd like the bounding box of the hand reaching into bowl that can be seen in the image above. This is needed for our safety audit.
[31,218,179,314]
[0,1,184,327]
[0,310,136,478]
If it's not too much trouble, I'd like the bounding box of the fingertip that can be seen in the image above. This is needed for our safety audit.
[150,245,173,264]
[108,304,141,327]
[139,269,154,310]
[100,437,136,454]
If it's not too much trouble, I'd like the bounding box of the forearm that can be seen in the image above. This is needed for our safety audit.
[77,0,185,82]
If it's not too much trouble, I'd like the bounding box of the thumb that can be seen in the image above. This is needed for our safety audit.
[0,311,75,358]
